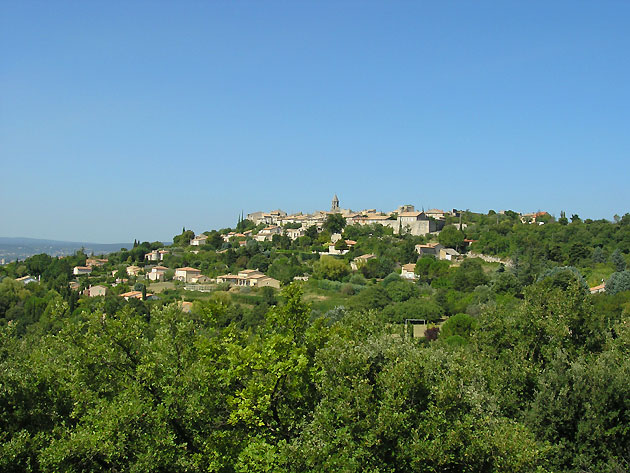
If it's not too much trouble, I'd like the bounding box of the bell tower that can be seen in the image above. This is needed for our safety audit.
[331,194,340,212]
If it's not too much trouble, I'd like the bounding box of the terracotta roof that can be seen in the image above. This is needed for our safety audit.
[176,267,201,272]
[416,243,440,248]
[399,211,422,217]
[152,266,168,271]
[402,263,416,271]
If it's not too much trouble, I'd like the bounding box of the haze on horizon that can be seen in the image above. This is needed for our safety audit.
[1,1,629,243]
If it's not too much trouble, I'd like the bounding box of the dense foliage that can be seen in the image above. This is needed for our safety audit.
[1,210,629,472]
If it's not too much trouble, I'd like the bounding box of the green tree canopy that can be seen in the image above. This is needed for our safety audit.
[323,213,346,234]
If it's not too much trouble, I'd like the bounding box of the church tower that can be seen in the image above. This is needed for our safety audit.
[331,194,340,212]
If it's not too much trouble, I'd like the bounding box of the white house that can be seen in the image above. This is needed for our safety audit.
[286,227,306,240]
[73,266,93,276]
[400,263,417,280]
[16,275,38,284]
[147,265,169,281]
[190,234,208,246]
[145,250,169,262]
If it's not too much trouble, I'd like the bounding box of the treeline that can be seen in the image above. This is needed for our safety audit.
[1,279,630,472]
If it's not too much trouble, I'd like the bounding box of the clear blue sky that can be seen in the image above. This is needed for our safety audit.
[1,1,629,242]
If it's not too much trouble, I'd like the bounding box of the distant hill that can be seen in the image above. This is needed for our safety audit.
[0,237,133,262]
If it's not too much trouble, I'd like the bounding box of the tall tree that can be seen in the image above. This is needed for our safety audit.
[323,213,346,234]
[611,248,626,272]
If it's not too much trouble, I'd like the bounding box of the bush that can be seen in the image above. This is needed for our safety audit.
[443,334,467,347]
[340,284,355,296]
[216,282,231,291]
[440,313,478,339]
[314,256,350,281]
[425,326,440,341]
[349,273,368,286]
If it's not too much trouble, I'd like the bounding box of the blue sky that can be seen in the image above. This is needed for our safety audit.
[1,1,629,242]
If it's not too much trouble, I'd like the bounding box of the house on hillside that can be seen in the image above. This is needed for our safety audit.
[439,248,460,261]
[425,209,446,219]
[190,234,208,246]
[415,243,443,257]
[16,275,38,284]
[126,265,142,277]
[73,266,93,276]
[398,212,444,236]
[190,274,212,284]
[520,211,549,224]
[216,269,280,289]
[147,265,169,281]
[145,250,169,262]
[86,285,107,297]
[589,282,606,294]
[351,254,376,271]
[255,226,283,242]
[400,263,417,280]
[174,267,202,283]
[286,227,306,240]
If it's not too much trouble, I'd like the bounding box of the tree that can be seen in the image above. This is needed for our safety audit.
[558,211,569,225]
[592,246,606,263]
[305,225,319,240]
[452,258,489,292]
[360,257,395,279]
[611,248,626,272]
[349,286,391,312]
[173,229,195,246]
[440,313,478,340]
[323,213,346,234]
[314,256,350,281]
[236,218,255,233]
[606,271,630,295]
[384,280,419,302]
[333,239,348,251]
[438,225,465,251]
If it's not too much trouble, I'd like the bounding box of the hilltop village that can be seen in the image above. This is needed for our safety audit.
[247,195,449,238]
[1,197,626,313]
[1,199,630,472]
